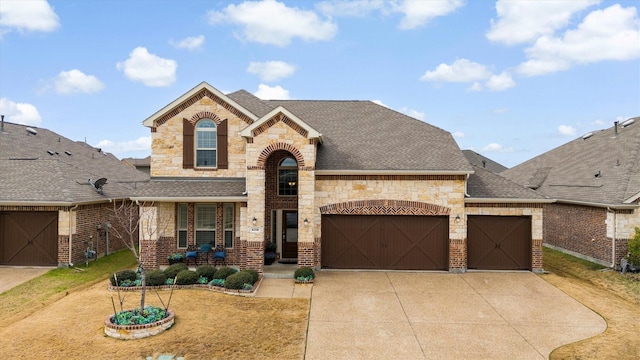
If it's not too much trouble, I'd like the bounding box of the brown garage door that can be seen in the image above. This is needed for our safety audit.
[467,216,531,270]
[321,215,448,270]
[0,212,58,266]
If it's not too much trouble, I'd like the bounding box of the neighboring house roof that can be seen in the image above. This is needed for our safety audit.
[131,178,246,202]
[502,118,640,208]
[227,89,473,173]
[122,156,150,168]
[466,165,550,203]
[463,150,508,173]
[0,122,149,205]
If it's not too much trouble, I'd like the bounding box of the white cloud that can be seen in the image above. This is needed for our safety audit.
[95,136,151,155]
[452,131,465,138]
[169,35,205,51]
[517,4,640,77]
[116,47,177,87]
[0,98,42,126]
[421,59,492,82]
[467,82,482,92]
[207,0,337,47]
[394,0,464,30]
[254,84,291,100]
[371,99,388,107]
[47,69,104,95]
[247,61,296,82]
[485,71,515,91]
[398,107,425,120]
[482,143,512,153]
[558,125,577,136]
[0,0,60,33]
[316,0,386,17]
[486,0,598,45]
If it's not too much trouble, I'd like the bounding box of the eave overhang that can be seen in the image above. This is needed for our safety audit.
[239,106,323,143]
[315,169,474,176]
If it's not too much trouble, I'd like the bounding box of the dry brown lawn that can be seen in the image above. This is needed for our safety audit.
[0,280,309,359]
[542,248,640,360]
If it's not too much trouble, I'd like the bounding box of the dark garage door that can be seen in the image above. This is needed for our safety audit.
[321,215,448,270]
[467,216,531,270]
[0,212,58,266]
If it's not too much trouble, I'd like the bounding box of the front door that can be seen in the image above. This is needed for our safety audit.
[282,210,298,259]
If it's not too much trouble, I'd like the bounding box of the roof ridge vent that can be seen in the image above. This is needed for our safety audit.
[26,127,38,135]
[582,132,593,140]
[621,118,635,128]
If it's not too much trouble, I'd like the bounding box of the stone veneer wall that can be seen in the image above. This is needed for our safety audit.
[315,176,466,271]
[465,203,544,272]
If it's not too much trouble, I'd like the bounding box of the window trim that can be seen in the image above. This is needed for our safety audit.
[176,203,188,249]
[278,157,298,196]
[195,119,217,169]
[194,203,216,246]
[223,203,234,248]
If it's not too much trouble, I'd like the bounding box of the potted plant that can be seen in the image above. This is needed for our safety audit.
[168,253,185,265]
[264,242,277,265]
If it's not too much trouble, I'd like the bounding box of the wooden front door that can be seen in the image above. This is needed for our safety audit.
[281,210,298,259]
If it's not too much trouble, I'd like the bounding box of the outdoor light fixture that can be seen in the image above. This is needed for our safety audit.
[252,217,257,225]
[304,218,309,226]
[455,215,461,222]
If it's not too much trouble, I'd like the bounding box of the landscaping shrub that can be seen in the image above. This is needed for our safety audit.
[294,266,315,280]
[110,269,137,286]
[145,269,167,286]
[242,269,259,284]
[224,271,253,290]
[213,266,238,280]
[196,265,217,281]
[175,269,199,285]
[628,227,640,264]
[164,263,188,279]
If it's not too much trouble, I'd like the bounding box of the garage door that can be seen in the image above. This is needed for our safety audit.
[467,216,531,270]
[321,215,448,270]
[0,212,58,266]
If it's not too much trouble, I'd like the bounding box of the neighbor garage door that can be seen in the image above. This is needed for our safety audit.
[321,215,448,270]
[467,216,531,270]
[0,212,58,266]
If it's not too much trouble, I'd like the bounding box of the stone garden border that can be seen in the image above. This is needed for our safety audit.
[104,310,175,340]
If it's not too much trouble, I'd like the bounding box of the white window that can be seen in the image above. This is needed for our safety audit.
[223,203,234,248]
[196,119,216,167]
[195,204,216,246]
[278,157,298,196]
[177,203,188,248]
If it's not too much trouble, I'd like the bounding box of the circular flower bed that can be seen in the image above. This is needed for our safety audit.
[105,306,174,340]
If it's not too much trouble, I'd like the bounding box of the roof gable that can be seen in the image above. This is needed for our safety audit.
[142,82,258,128]
[238,106,322,141]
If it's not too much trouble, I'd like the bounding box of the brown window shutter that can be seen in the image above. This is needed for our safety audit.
[217,119,228,169]
[183,118,194,169]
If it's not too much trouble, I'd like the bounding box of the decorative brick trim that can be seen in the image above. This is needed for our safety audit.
[246,138,254,144]
[316,175,465,181]
[465,203,544,208]
[252,113,308,138]
[255,142,305,168]
[298,241,315,268]
[320,199,450,216]
[153,89,254,127]
[299,166,315,171]
[188,111,224,125]
[247,165,265,170]
[151,127,156,133]
[0,205,66,211]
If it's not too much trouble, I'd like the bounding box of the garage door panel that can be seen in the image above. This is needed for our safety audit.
[322,215,448,270]
[468,216,531,270]
[1,212,58,266]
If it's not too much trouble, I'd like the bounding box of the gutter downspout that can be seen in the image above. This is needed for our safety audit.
[68,204,79,267]
[607,207,616,268]
[464,173,470,197]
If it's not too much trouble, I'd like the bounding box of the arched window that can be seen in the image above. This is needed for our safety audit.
[278,157,298,196]
[196,119,216,167]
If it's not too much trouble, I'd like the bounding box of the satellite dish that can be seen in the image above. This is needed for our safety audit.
[94,178,107,189]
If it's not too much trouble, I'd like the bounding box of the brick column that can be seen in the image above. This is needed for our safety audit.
[449,238,466,273]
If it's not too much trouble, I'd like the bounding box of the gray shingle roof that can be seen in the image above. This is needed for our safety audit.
[134,178,246,199]
[227,91,472,172]
[467,165,547,200]
[0,122,149,204]
[462,150,508,173]
[502,118,640,206]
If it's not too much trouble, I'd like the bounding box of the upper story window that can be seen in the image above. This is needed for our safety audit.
[196,119,217,168]
[278,157,298,196]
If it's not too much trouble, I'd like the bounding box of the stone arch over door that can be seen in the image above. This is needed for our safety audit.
[254,142,305,169]
[319,199,450,216]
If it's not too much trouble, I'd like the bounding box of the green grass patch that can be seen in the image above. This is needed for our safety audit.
[0,249,137,327]
[543,246,607,272]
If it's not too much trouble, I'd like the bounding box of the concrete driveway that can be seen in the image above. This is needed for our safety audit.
[0,266,52,293]
[305,271,606,360]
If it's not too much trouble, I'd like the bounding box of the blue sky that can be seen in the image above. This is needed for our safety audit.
[1,0,638,167]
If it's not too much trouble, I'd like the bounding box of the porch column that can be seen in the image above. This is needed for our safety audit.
[246,168,265,273]
[297,168,315,268]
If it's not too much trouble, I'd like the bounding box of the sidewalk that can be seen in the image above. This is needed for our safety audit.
[254,262,312,299]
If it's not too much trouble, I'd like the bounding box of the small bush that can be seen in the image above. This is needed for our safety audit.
[242,269,259,284]
[164,263,188,279]
[196,265,217,281]
[294,266,315,280]
[209,278,225,287]
[224,271,253,290]
[214,266,238,280]
[175,269,199,285]
[628,227,640,264]
[146,269,167,286]
[110,269,137,286]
